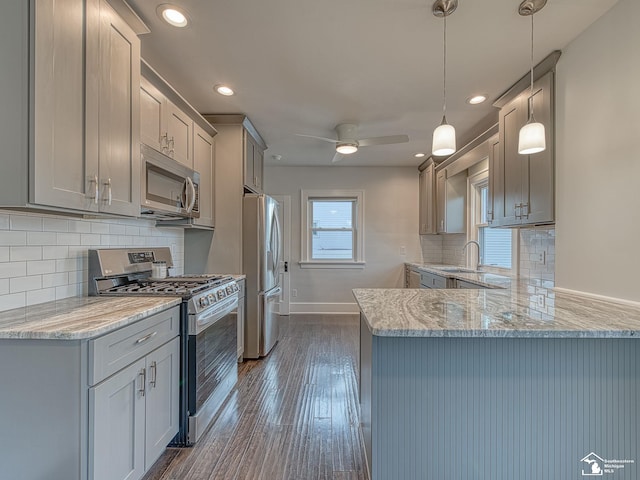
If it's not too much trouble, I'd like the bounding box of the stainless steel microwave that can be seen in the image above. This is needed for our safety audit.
[140,144,200,219]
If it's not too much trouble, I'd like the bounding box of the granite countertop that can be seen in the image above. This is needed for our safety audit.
[0,296,182,340]
[355,267,640,338]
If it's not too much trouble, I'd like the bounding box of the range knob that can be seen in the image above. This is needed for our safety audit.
[208,293,216,304]
[199,297,209,308]
[217,290,226,300]
[226,286,233,294]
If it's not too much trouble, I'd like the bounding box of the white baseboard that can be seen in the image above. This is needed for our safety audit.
[553,286,640,308]
[290,302,359,314]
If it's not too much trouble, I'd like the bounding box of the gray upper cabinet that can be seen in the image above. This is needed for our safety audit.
[167,102,193,168]
[419,163,436,235]
[492,71,555,227]
[487,136,501,226]
[193,124,215,228]
[244,131,265,193]
[436,169,466,234]
[0,0,141,217]
[90,0,141,217]
[140,77,166,153]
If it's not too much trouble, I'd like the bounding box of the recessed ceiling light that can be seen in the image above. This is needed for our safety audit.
[157,4,190,28]
[466,94,487,105]
[214,84,235,96]
[414,153,426,158]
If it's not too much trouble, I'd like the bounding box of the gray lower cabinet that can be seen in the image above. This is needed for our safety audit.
[420,271,449,288]
[0,305,180,480]
[492,71,554,226]
[90,337,180,480]
[0,0,141,216]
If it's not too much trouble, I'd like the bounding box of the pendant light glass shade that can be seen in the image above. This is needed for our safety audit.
[518,2,546,155]
[431,0,457,157]
[432,117,456,156]
[518,120,545,154]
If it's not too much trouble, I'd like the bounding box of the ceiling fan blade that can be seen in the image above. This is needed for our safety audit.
[331,152,344,163]
[357,135,409,147]
[296,134,338,143]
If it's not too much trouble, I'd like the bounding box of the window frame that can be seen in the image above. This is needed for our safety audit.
[467,170,518,273]
[300,189,365,269]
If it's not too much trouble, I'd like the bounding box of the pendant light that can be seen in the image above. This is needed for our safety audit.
[518,0,547,155]
[431,0,458,156]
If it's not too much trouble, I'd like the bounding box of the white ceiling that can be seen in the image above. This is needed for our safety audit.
[127,0,618,167]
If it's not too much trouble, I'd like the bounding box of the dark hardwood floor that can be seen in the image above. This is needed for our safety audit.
[143,314,369,480]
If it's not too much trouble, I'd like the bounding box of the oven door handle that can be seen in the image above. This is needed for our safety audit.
[190,296,238,336]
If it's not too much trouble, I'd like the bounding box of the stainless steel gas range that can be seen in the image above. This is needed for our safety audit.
[88,247,239,445]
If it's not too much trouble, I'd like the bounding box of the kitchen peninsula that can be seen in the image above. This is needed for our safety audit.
[354,286,640,480]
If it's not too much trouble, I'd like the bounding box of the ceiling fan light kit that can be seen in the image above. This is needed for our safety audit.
[431,0,457,157]
[296,123,409,163]
[518,0,547,155]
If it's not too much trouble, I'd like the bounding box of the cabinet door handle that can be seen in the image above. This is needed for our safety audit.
[103,179,112,206]
[515,203,522,219]
[135,331,157,344]
[138,368,146,397]
[169,137,175,157]
[160,133,169,152]
[521,202,529,218]
[149,361,157,388]
[88,175,99,204]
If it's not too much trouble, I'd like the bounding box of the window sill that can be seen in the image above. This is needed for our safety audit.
[299,261,366,270]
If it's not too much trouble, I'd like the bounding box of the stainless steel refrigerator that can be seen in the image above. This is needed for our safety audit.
[243,194,282,358]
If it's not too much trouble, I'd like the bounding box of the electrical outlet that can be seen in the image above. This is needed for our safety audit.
[400,246,407,256]
[537,251,546,265]
[537,294,546,308]
[292,288,298,298]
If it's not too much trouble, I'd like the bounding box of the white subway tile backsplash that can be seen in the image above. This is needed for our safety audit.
[0,262,27,279]
[42,246,69,260]
[109,223,126,235]
[27,232,57,246]
[56,258,82,273]
[27,288,56,306]
[0,231,27,246]
[2,292,26,310]
[80,233,102,246]
[10,275,42,293]
[10,215,43,231]
[90,222,110,234]
[10,246,42,261]
[68,220,91,233]
[42,272,68,288]
[56,284,81,300]
[43,217,69,232]
[27,260,57,276]
[0,214,10,230]
[0,210,184,312]
[57,233,81,246]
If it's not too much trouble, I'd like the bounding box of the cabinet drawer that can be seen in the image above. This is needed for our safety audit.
[89,306,180,386]
[420,272,448,289]
[456,279,485,289]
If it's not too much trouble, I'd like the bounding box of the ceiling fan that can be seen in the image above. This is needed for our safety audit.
[297,123,409,163]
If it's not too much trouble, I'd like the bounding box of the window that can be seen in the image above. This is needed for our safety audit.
[469,173,514,270]
[300,190,365,268]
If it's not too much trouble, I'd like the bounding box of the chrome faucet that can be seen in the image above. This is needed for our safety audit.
[462,240,481,271]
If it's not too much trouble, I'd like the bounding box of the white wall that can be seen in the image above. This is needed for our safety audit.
[265,166,421,312]
[0,211,184,312]
[555,0,640,301]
